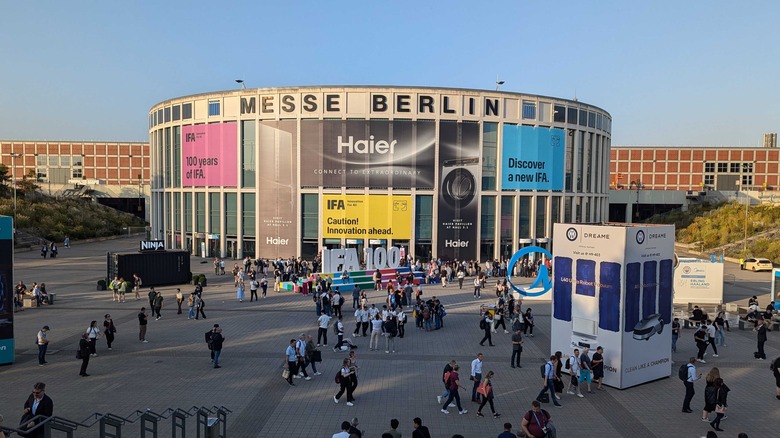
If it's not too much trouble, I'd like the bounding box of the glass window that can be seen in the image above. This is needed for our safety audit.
[36,167,47,180]
[242,193,255,236]
[554,105,566,123]
[182,103,193,119]
[576,132,585,192]
[518,196,531,237]
[522,101,536,120]
[49,156,58,166]
[72,156,83,166]
[184,193,192,233]
[164,107,171,123]
[550,196,560,225]
[482,122,497,190]
[60,156,70,167]
[209,193,220,234]
[536,196,547,237]
[704,175,714,185]
[565,131,573,191]
[500,196,513,240]
[564,197,572,223]
[241,120,256,188]
[157,109,163,125]
[301,194,319,239]
[596,113,603,131]
[717,163,728,173]
[705,163,715,173]
[173,192,181,232]
[578,110,588,127]
[225,193,237,235]
[415,195,433,240]
[588,112,596,128]
[480,196,496,262]
[539,102,551,123]
[208,100,220,117]
[742,162,753,173]
[173,105,181,121]
[173,126,181,187]
[730,163,740,173]
[742,175,753,186]
[196,193,206,232]
[567,107,578,124]
[584,133,593,192]
[72,167,82,178]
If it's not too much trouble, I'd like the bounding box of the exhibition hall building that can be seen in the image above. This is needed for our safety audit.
[147,86,612,262]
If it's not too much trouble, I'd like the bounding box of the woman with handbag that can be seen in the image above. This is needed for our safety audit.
[709,378,729,432]
[702,367,720,422]
[476,371,500,418]
[85,320,100,357]
[103,314,117,350]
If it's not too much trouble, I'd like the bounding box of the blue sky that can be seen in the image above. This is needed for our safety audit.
[1,1,778,146]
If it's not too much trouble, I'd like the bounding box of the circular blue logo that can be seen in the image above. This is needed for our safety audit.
[566,227,578,241]
[636,230,645,244]
[506,246,553,297]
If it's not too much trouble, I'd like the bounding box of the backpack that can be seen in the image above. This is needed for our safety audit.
[338,295,345,306]
[440,307,446,317]
[335,371,342,384]
[205,330,214,349]
[678,364,689,381]
[479,319,486,330]
[565,357,571,370]
[333,322,340,335]
[540,363,549,378]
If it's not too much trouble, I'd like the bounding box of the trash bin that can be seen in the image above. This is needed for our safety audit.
[48,293,56,305]
[204,417,220,438]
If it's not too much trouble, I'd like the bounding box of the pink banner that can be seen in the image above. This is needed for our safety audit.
[182,122,237,187]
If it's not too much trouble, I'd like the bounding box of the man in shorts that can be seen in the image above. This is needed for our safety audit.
[591,346,606,390]
[579,347,593,393]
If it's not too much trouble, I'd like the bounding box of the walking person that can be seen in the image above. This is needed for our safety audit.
[78,333,91,376]
[592,346,606,390]
[437,360,456,405]
[305,334,322,376]
[523,308,535,336]
[249,278,259,302]
[187,293,196,319]
[705,321,719,357]
[196,294,207,319]
[479,313,494,346]
[385,314,398,353]
[702,367,720,422]
[511,327,523,368]
[521,400,553,438]
[334,358,356,406]
[153,290,164,320]
[473,277,481,298]
[211,327,224,368]
[85,320,100,357]
[236,281,245,303]
[295,334,312,380]
[369,313,383,351]
[671,318,680,352]
[475,370,500,418]
[470,353,484,403]
[579,347,593,393]
[36,325,50,366]
[103,315,116,350]
[754,317,767,360]
[133,273,142,300]
[21,382,54,438]
[682,356,702,413]
[260,274,268,298]
[317,310,331,347]
[713,312,727,347]
[118,277,128,302]
[346,350,360,395]
[709,378,730,432]
[285,339,298,386]
[694,325,708,363]
[567,349,584,397]
[440,364,468,414]
[536,355,562,407]
[138,307,149,343]
[175,289,183,314]
[147,288,157,313]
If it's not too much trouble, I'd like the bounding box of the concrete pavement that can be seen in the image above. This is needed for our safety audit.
[1,237,778,437]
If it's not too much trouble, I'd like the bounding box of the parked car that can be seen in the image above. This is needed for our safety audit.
[744,258,773,272]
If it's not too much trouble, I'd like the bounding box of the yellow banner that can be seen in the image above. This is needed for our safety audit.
[322,195,412,239]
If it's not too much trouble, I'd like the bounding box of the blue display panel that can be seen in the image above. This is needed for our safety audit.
[501,126,565,190]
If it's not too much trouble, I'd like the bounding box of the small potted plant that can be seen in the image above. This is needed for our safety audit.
[192,274,200,285]
[198,274,207,287]
[97,279,107,291]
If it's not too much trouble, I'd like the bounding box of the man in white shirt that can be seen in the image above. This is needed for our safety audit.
[470,353,484,402]
[332,421,352,438]
[317,311,331,347]
[295,334,312,380]
[353,306,366,337]
[567,349,584,397]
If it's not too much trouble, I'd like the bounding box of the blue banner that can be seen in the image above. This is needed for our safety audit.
[501,126,565,190]
[0,216,13,364]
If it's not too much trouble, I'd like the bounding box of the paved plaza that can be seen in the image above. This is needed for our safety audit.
[1,237,778,438]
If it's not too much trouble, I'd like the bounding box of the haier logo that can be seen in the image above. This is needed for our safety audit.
[635,230,646,244]
[327,200,345,210]
[266,237,289,245]
[444,240,469,248]
[566,227,578,241]
[140,240,165,251]
[337,135,396,154]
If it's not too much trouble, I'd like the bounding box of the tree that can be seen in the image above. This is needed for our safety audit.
[17,169,41,195]
[0,163,10,197]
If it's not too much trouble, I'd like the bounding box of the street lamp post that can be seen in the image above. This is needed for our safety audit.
[742,184,749,254]
[10,153,22,232]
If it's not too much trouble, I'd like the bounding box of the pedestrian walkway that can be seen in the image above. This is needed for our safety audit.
[1,237,778,437]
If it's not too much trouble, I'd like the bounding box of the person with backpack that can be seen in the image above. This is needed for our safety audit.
[521,400,553,438]
[210,327,224,369]
[566,349,584,397]
[440,364,468,415]
[681,356,702,413]
[334,358,356,406]
[385,314,398,353]
[332,316,345,351]
[479,313,494,347]
[206,324,219,361]
[332,291,344,318]
[536,355,562,407]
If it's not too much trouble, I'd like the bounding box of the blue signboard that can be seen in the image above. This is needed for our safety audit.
[501,126,565,190]
[0,215,14,365]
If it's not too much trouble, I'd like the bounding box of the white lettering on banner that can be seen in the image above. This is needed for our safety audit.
[0,346,6,351]
[266,237,289,245]
[322,248,361,273]
[444,240,469,248]
[140,240,165,251]
[624,357,669,374]
[337,135,396,154]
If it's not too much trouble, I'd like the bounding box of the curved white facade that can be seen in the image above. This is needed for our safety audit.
[149,86,611,261]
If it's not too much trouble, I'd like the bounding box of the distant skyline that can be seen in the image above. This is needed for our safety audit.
[1,1,778,146]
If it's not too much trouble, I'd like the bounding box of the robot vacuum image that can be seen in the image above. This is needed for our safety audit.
[632,314,664,341]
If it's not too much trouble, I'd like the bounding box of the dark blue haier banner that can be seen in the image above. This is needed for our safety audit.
[437,121,480,260]
[501,126,565,190]
[0,215,14,365]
